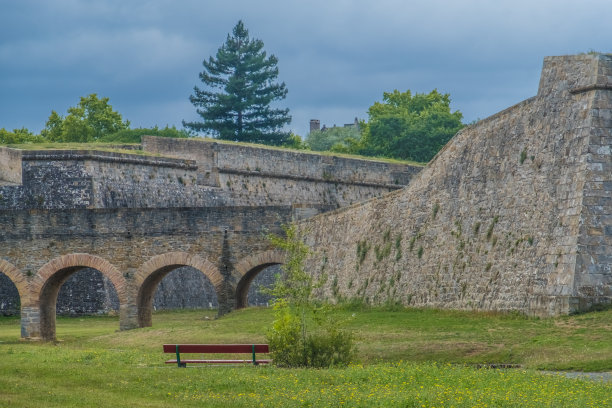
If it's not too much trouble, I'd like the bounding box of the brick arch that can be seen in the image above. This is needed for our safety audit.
[235,249,286,309]
[31,253,127,341]
[135,252,222,327]
[0,259,28,306]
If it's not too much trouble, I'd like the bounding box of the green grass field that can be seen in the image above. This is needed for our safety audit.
[0,307,610,407]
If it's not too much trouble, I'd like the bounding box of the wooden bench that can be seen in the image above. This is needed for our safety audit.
[163,344,271,367]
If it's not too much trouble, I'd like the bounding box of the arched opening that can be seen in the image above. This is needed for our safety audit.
[235,250,285,309]
[0,272,20,316]
[153,266,219,310]
[135,252,222,328]
[57,268,119,316]
[237,264,281,308]
[32,254,126,341]
[0,260,31,339]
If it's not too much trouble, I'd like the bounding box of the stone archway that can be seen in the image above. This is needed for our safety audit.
[0,259,28,306]
[234,249,286,309]
[28,254,127,341]
[0,260,30,338]
[134,252,222,328]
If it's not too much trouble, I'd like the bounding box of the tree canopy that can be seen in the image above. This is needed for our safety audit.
[0,128,45,144]
[306,125,361,152]
[41,94,130,142]
[183,20,291,146]
[359,89,464,162]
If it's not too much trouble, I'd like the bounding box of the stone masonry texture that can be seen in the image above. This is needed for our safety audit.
[0,137,419,339]
[300,54,612,317]
[1,54,610,339]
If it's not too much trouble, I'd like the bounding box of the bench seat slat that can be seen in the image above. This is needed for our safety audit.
[163,344,269,354]
[165,359,272,365]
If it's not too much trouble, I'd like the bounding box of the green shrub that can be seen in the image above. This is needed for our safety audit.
[304,326,354,368]
[266,300,306,367]
[99,125,191,143]
[266,225,354,368]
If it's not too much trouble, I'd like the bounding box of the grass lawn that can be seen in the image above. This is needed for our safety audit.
[0,307,610,407]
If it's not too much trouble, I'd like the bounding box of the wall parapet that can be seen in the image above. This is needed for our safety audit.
[218,166,405,189]
[20,149,197,170]
[142,136,422,187]
[0,147,23,183]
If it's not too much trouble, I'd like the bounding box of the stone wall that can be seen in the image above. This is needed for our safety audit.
[0,150,228,210]
[142,136,421,207]
[0,148,21,184]
[0,141,421,212]
[300,54,612,316]
[0,140,420,316]
[143,136,418,186]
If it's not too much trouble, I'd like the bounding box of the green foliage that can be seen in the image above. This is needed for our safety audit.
[520,148,527,164]
[41,94,130,142]
[486,216,499,241]
[374,230,393,262]
[98,125,191,143]
[0,127,46,144]
[359,89,464,162]
[432,202,440,219]
[266,224,353,367]
[409,235,417,252]
[395,233,403,261]
[306,125,361,152]
[281,132,308,150]
[266,299,305,367]
[184,20,291,146]
[303,324,354,367]
[417,246,424,259]
[356,239,370,264]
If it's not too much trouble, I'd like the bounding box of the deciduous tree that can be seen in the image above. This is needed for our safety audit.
[41,94,129,142]
[360,89,464,162]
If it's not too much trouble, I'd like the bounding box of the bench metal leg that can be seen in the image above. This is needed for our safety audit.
[176,344,186,368]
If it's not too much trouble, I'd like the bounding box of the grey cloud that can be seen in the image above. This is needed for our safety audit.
[1,0,612,136]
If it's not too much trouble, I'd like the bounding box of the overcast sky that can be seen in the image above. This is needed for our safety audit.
[1,0,611,137]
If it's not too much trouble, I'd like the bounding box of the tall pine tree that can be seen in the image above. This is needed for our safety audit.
[183,21,291,145]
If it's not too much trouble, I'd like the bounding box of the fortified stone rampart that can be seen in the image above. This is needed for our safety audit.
[0,140,421,211]
[300,54,612,316]
[142,137,419,207]
[0,138,421,334]
[0,149,220,210]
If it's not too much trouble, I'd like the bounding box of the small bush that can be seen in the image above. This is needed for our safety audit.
[268,301,354,368]
[267,301,306,367]
[304,327,354,368]
[267,225,354,368]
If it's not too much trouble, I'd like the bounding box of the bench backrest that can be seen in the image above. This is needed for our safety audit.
[163,344,269,354]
